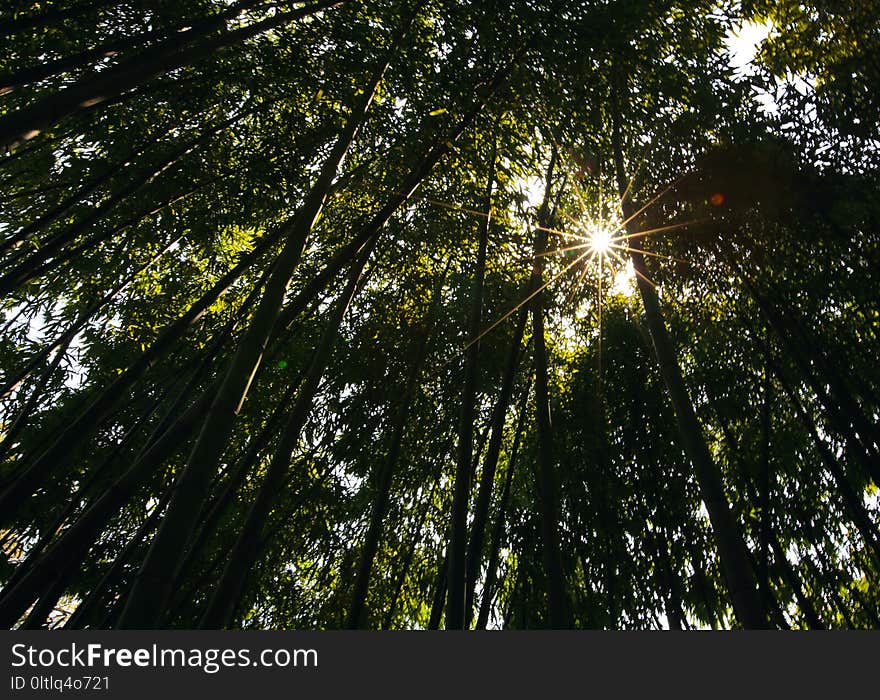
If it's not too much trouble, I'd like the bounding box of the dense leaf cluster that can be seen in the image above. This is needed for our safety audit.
[0,0,877,629]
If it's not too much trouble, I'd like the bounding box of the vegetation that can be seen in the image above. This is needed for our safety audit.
[0,0,878,629]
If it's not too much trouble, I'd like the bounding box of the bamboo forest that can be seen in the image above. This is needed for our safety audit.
[0,0,878,631]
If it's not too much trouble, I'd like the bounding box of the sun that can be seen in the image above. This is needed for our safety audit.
[586,225,615,256]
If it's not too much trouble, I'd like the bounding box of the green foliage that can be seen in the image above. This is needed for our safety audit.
[0,0,877,630]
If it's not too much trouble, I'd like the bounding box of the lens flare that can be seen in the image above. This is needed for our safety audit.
[587,225,614,255]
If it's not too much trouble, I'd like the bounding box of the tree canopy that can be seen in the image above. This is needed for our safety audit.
[0,0,878,629]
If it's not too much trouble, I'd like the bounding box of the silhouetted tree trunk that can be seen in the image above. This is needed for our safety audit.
[64,488,172,629]
[769,535,825,629]
[0,0,269,94]
[347,265,448,629]
[115,37,400,628]
[0,334,73,464]
[447,135,496,629]
[465,313,526,625]
[382,471,445,630]
[1,235,181,400]
[0,1,109,38]
[723,247,880,486]
[428,549,447,630]
[770,358,880,564]
[734,238,880,455]
[610,79,768,629]
[529,146,569,628]
[475,382,528,630]
[692,352,791,629]
[0,384,215,627]
[0,0,346,149]
[0,108,247,296]
[0,244,274,523]
[200,252,370,628]
[171,378,305,591]
[115,39,519,628]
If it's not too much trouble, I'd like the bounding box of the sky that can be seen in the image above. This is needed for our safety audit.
[724,20,772,75]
